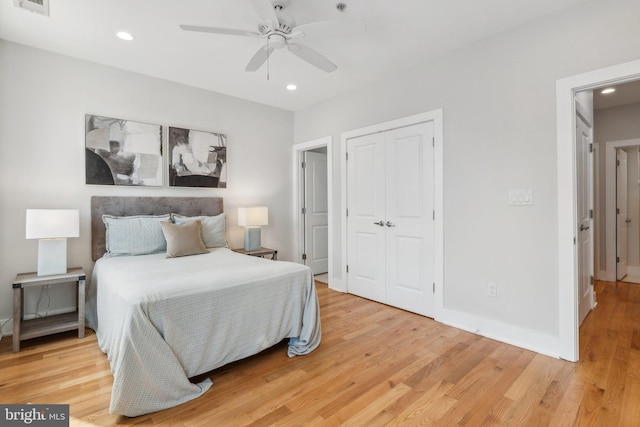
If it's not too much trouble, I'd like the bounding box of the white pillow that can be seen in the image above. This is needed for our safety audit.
[172,213,226,248]
[102,214,170,257]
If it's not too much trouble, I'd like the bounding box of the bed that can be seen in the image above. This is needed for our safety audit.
[86,196,321,417]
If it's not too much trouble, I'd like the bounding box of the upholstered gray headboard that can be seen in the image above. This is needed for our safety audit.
[91,196,224,261]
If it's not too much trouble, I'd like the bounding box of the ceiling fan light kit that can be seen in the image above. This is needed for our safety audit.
[180,0,364,75]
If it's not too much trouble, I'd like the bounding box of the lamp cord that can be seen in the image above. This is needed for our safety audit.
[0,288,52,343]
[0,317,11,342]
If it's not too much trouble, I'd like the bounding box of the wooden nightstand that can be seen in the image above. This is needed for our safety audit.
[232,247,278,260]
[12,267,86,353]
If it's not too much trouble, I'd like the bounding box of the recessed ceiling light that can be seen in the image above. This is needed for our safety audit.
[601,87,616,94]
[116,31,134,41]
[286,84,297,91]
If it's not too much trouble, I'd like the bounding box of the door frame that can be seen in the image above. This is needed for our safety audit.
[340,109,444,317]
[556,59,640,362]
[292,136,333,284]
[604,139,640,281]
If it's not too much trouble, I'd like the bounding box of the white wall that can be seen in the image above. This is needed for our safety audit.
[0,40,293,336]
[294,0,640,355]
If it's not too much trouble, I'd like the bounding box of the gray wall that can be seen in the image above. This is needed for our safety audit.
[0,40,293,334]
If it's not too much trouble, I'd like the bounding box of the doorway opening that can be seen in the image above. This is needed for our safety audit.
[599,139,640,283]
[557,59,640,362]
[293,137,333,285]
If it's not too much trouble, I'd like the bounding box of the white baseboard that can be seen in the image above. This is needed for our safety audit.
[626,265,640,276]
[0,317,12,337]
[436,308,561,359]
[328,277,346,293]
[596,269,608,281]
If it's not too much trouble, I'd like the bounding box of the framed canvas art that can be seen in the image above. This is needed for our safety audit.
[168,126,227,188]
[85,114,163,186]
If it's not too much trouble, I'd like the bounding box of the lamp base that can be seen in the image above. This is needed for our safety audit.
[244,227,262,251]
[38,238,68,276]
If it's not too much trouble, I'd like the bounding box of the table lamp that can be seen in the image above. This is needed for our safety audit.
[238,207,268,251]
[26,209,80,276]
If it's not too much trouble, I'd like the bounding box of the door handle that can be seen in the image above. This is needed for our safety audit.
[373,221,385,226]
[626,218,631,223]
[580,224,590,231]
[386,221,395,227]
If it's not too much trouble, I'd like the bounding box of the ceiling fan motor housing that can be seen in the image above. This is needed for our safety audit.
[267,33,287,49]
[255,0,294,34]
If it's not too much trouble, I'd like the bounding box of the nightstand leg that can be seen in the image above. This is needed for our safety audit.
[13,287,21,353]
[78,278,85,338]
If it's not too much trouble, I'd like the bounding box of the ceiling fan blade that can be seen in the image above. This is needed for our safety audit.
[245,46,275,72]
[180,24,260,38]
[249,0,279,27]
[288,43,337,73]
[291,18,365,40]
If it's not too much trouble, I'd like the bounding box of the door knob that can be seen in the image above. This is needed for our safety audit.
[373,221,385,226]
[386,221,395,227]
[580,224,590,231]
[626,218,631,223]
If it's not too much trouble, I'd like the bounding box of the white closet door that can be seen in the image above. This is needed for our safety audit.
[346,122,435,317]
[346,132,386,303]
[385,122,434,316]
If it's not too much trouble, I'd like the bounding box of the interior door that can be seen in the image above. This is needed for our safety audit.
[346,133,386,303]
[346,122,435,317]
[303,151,329,275]
[385,122,435,316]
[576,114,594,326]
[617,149,629,280]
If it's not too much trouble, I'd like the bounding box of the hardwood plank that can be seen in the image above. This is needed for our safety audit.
[618,349,640,427]
[1,280,640,425]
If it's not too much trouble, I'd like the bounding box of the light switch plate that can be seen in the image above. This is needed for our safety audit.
[509,189,533,206]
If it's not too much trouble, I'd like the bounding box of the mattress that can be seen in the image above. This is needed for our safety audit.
[86,248,321,416]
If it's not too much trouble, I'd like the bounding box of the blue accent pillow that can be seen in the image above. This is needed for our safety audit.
[171,213,226,248]
[102,214,170,257]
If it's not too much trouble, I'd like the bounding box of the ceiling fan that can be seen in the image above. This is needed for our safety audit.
[180,0,364,73]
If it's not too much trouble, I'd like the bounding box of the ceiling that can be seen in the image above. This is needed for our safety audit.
[593,79,640,110]
[0,0,592,111]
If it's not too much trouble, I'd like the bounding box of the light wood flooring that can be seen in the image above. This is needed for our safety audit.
[1,280,639,426]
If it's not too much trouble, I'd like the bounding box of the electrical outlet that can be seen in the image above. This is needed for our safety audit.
[488,282,497,297]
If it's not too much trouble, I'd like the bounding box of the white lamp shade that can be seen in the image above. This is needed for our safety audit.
[237,207,268,227]
[26,209,80,239]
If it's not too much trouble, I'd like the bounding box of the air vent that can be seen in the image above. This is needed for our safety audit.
[13,0,50,17]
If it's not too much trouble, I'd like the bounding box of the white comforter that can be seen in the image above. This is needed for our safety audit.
[86,248,321,416]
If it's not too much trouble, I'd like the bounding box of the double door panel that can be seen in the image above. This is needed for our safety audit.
[347,122,434,316]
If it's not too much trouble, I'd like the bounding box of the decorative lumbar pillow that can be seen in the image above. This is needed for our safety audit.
[102,214,170,257]
[160,220,207,258]
[171,213,226,248]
